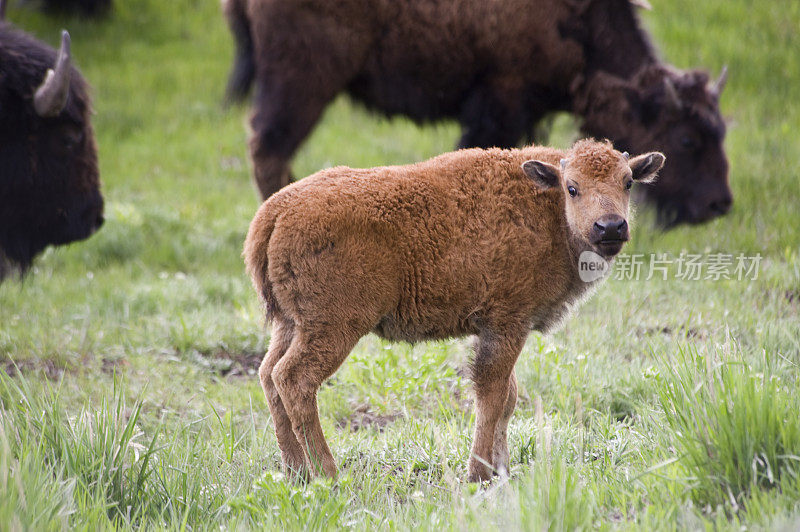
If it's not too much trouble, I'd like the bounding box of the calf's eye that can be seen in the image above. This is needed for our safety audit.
[567,185,577,197]
[625,180,633,190]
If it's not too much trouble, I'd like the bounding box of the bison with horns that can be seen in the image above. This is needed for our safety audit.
[225,0,731,227]
[0,0,104,281]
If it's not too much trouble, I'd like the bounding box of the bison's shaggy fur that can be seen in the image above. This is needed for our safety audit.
[0,16,103,280]
[41,0,112,17]
[226,0,729,226]
[244,139,664,481]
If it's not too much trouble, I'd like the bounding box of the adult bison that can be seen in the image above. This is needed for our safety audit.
[0,2,104,281]
[224,0,731,226]
[40,0,112,17]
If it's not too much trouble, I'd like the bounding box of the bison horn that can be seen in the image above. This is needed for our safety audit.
[663,78,681,111]
[622,151,629,160]
[0,0,6,21]
[711,65,728,98]
[34,30,72,117]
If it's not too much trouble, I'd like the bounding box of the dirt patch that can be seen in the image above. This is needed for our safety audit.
[638,325,706,340]
[203,351,263,378]
[786,289,800,304]
[100,357,129,375]
[2,358,67,381]
[685,328,705,339]
[337,403,402,432]
[3,356,132,381]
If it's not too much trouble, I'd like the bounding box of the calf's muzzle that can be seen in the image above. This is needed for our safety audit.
[593,215,628,241]
[592,214,629,257]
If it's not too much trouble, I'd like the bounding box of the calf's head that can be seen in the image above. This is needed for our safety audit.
[522,140,664,258]
[580,66,731,227]
[0,19,103,279]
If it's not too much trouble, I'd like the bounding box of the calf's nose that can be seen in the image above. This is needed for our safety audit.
[593,216,629,241]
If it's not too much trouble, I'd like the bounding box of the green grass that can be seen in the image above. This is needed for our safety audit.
[1,0,799,529]
[659,346,800,511]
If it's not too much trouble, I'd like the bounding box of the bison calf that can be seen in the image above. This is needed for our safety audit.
[244,139,664,481]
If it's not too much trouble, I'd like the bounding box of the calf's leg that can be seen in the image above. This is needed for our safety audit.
[271,326,360,478]
[469,329,526,482]
[492,370,518,477]
[258,317,307,476]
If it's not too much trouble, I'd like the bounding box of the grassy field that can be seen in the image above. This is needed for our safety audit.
[2,0,799,529]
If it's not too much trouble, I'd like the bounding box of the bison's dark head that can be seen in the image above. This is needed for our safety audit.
[579,65,731,227]
[0,20,103,280]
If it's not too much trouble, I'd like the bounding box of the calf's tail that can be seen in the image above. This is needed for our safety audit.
[243,202,279,321]
[222,0,255,104]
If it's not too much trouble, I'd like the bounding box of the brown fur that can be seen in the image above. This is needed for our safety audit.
[243,139,663,481]
[225,0,729,226]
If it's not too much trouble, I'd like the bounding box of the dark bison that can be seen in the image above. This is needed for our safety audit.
[0,2,104,281]
[225,0,731,226]
[40,0,112,17]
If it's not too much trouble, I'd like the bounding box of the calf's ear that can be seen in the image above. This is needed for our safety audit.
[629,152,665,183]
[522,160,560,190]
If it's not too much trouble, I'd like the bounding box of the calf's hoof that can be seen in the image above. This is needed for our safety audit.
[282,460,310,483]
[467,458,494,483]
[491,446,510,478]
[304,455,338,480]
